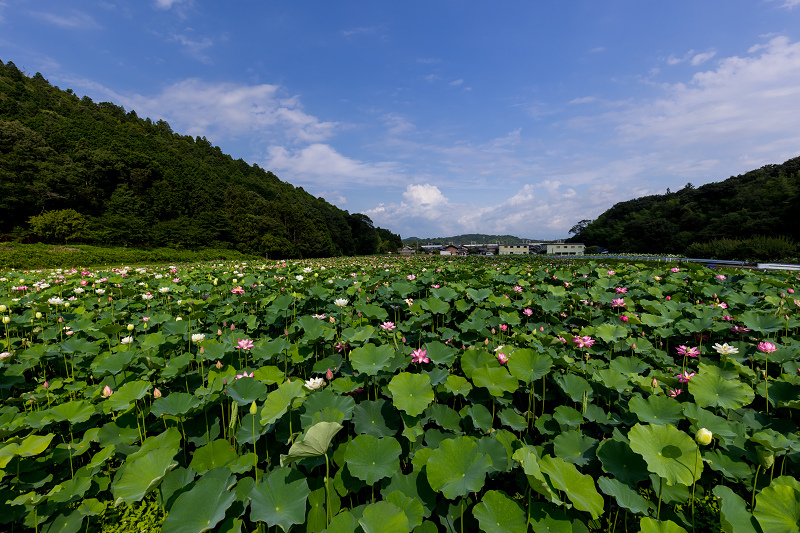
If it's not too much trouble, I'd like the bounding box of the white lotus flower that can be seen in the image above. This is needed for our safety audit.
[192,333,206,343]
[712,343,739,355]
[305,377,325,390]
[334,298,348,307]
[120,336,134,345]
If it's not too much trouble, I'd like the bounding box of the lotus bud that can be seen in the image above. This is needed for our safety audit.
[127,324,134,331]
[218,329,222,335]
[101,385,113,398]
[491,328,496,335]
[695,428,712,446]
[200,346,205,354]
[35,312,42,319]
[756,447,775,469]
[250,401,258,416]
[326,368,334,381]
[0,305,5,312]
[484,338,489,345]
[216,360,223,369]
[43,381,49,389]
[651,377,658,389]
[153,388,162,399]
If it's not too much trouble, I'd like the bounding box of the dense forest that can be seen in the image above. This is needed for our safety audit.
[567,157,800,260]
[0,60,402,258]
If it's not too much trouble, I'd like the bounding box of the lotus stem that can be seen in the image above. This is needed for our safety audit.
[657,476,663,520]
[691,447,699,531]
[751,465,760,509]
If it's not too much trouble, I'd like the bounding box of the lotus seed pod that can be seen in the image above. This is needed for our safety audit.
[756,447,774,469]
[695,428,712,446]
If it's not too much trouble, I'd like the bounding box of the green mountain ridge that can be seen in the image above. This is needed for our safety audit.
[402,234,542,246]
[567,156,800,260]
[0,60,402,258]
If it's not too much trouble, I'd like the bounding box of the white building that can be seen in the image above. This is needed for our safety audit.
[545,243,585,256]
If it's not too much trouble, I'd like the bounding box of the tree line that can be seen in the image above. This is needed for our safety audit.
[0,60,402,258]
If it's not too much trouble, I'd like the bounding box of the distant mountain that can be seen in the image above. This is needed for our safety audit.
[567,156,800,260]
[0,60,402,258]
[403,234,539,246]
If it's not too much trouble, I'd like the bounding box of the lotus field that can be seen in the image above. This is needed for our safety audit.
[2,256,800,533]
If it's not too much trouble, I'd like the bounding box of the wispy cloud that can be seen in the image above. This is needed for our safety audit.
[449,79,463,86]
[154,0,190,10]
[32,9,99,29]
[169,32,213,62]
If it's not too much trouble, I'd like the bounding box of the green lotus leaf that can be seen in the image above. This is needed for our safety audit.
[594,323,628,343]
[281,421,343,466]
[352,399,402,437]
[713,485,761,533]
[253,365,285,385]
[539,454,605,519]
[682,403,737,442]
[528,502,573,533]
[344,434,402,484]
[388,372,434,417]
[350,344,395,376]
[506,348,552,384]
[384,491,424,530]
[739,311,785,334]
[553,430,598,467]
[639,517,688,533]
[610,356,650,375]
[49,400,96,424]
[326,510,357,532]
[597,477,650,515]
[472,490,527,533]
[127,428,182,463]
[464,403,494,433]
[358,501,409,533]
[425,403,462,433]
[689,372,754,410]
[426,436,492,500]
[249,467,310,532]
[628,423,702,486]
[40,510,84,533]
[476,436,510,473]
[751,429,794,452]
[112,447,178,505]
[629,395,684,426]
[466,287,492,302]
[423,341,457,366]
[226,377,268,406]
[593,368,631,392]
[704,449,753,481]
[498,408,528,431]
[150,393,201,417]
[251,337,291,362]
[552,405,584,429]
[301,388,355,427]
[260,379,306,426]
[162,476,237,533]
[443,375,472,397]
[106,380,151,412]
[189,439,238,474]
[460,350,497,380]
[382,469,437,518]
[421,297,450,315]
[48,476,92,504]
[471,365,519,397]
[754,477,800,533]
[554,373,593,402]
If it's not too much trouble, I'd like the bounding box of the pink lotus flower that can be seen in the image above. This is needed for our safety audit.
[722,315,733,321]
[411,349,429,364]
[573,335,595,348]
[620,315,629,322]
[101,385,114,398]
[611,298,626,307]
[235,371,254,380]
[757,341,777,353]
[497,352,508,365]
[668,388,682,398]
[523,308,533,316]
[716,275,726,280]
[231,286,245,295]
[677,371,695,383]
[513,286,523,292]
[236,338,254,351]
[381,321,396,331]
[731,325,750,334]
[407,274,416,281]
[607,270,615,276]
[676,345,700,358]
[615,287,628,293]
[500,324,508,332]
[671,267,680,273]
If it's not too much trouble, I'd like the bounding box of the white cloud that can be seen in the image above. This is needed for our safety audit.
[154,0,189,9]
[170,33,213,62]
[690,51,716,65]
[403,184,448,207]
[32,10,99,29]
[449,79,464,86]
[569,96,597,104]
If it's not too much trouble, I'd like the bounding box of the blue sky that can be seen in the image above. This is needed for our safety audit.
[2,1,800,240]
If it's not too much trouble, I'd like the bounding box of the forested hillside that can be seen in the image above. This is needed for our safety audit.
[403,234,531,245]
[567,156,800,259]
[0,60,402,258]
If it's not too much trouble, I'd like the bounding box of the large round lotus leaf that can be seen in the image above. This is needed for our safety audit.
[629,395,684,426]
[160,476,236,533]
[189,439,238,474]
[610,356,650,375]
[739,311,785,334]
[506,349,552,383]
[382,470,437,518]
[352,399,402,437]
[150,393,201,417]
[498,408,528,432]
[528,502,574,533]
[350,344,394,376]
[49,400,96,424]
[111,447,178,505]
[472,366,519,397]
[682,403,737,442]
[280,421,343,466]
[639,517,688,533]
[106,381,151,412]
[689,372,754,410]
[384,491,424,530]
[597,477,650,515]
[713,485,761,533]
[249,467,311,532]
[301,388,355,427]
[443,375,472,397]
[628,424,702,486]
[425,403,462,433]
[539,455,605,520]
[472,490,527,533]
[460,350,498,379]
[326,510,357,533]
[358,501,409,533]
[704,449,752,481]
[422,341,457,366]
[225,377,268,406]
[553,430,598,467]
[344,434,402,485]
[426,436,492,500]
[554,373,594,402]
[754,477,800,533]
[260,379,306,426]
[388,372,434,417]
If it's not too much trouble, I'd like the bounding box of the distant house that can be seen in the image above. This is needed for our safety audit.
[399,245,416,256]
[499,244,530,255]
[440,245,459,255]
[546,243,585,256]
